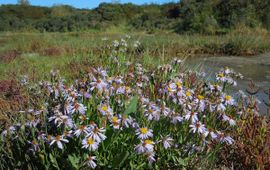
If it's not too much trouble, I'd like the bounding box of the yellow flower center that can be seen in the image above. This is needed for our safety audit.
[186,91,191,97]
[101,105,108,111]
[225,95,231,101]
[87,138,94,145]
[144,139,153,145]
[176,82,182,88]
[112,117,118,123]
[197,95,204,100]
[218,73,225,78]
[125,86,130,91]
[168,87,173,92]
[140,127,148,134]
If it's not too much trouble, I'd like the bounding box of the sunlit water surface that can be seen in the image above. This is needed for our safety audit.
[184,53,270,115]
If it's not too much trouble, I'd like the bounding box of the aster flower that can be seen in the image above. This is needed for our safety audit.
[135,139,155,154]
[90,77,107,91]
[145,152,156,164]
[82,137,99,151]
[56,115,73,128]
[92,67,107,78]
[28,139,40,153]
[185,90,194,100]
[87,127,106,143]
[50,135,69,149]
[189,121,208,135]
[74,125,91,137]
[185,111,199,124]
[222,114,236,126]
[158,135,174,149]
[68,102,86,115]
[223,95,234,106]
[120,114,134,128]
[169,110,183,124]
[98,104,113,117]
[144,104,161,121]
[110,116,121,129]
[85,156,97,169]
[217,131,234,145]
[136,127,153,139]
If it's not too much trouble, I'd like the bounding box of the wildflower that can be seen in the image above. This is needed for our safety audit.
[50,135,69,149]
[195,95,206,111]
[144,104,160,121]
[87,127,106,143]
[57,115,73,128]
[217,131,234,145]
[63,130,73,138]
[135,139,155,153]
[207,129,218,140]
[143,139,155,152]
[185,111,199,124]
[1,126,16,137]
[120,114,134,128]
[90,78,107,91]
[98,104,113,117]
[25,116,41,128]
[68,102,86,114]
[116,86,132,94]
[222,114,236,126]
[28,139,40,153]
[189,121,208,135]
[209,83,222,92]
[145,152,156,164]
[167,83,177,94]
[92,67,107,78]
[169,111,183,124]
[161,103,171,117]
[79,115,88,124]
[159,135,174,149]
[74,125,91,137]
[82,137,99,151]
[110,116,121,129]
[185,90,193,100]
[223,95,234,105]
[85,156,97,169]
[136,127,153,139]
[217,103,226,111]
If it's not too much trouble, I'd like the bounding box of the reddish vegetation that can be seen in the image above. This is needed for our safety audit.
[41,47,62,56]
[219,114,270,169]
[0,50,21,63]
[0,80,28,125]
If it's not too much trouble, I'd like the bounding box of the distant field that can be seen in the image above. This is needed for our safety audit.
[1,30,270,81]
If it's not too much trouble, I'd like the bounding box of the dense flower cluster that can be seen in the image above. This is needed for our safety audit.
[0,37,245,169]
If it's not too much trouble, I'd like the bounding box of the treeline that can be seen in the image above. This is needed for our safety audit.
[0,0,269,34]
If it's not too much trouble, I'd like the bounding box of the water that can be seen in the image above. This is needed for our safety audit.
[184,53,270,115]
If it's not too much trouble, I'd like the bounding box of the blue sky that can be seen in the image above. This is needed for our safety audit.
[0,0,178,9]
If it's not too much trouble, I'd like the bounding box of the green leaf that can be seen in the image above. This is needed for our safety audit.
[124,96,139,115]
[49,153,60,170]
[68,155,80,170]
[112,151,129,168]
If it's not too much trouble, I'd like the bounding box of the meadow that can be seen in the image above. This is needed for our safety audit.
[0,31,270,169]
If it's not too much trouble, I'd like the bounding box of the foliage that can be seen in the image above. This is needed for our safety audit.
[0,1,269,33]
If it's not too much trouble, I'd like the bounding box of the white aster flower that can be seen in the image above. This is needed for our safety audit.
[136,127,153,139]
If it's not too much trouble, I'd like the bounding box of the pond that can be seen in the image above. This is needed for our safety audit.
[185,53,270,115]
